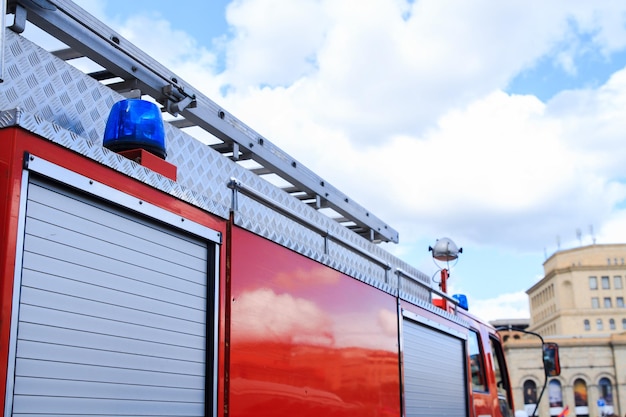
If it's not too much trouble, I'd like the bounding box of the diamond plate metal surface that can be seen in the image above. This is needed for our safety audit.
[0,28,433,302]
[0,29,231,219]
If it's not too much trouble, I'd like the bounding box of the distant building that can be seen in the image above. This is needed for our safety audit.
[498,244,626,417]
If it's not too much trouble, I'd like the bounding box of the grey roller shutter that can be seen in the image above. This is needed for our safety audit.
[10,178,212,416]
[402,315,468,417]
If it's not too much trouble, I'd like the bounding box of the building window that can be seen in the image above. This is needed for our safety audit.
[604,297,612,308]
[602,276,610,289]
[592,297,600,309]
[599,378,613,406]
[589,276,598,290]
[597,319,603,330]
[524,380,538,416]
[574,379,589,415]
[549,380,563,411]
[610,319,616,330]
[617,297,624,308]
[623,318,626,330]
[615,276,623,289]
[584,319,590,331]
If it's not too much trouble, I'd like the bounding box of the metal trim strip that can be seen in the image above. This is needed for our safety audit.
[25,154,222,244]
[3,168,29,417]
[228,177,391,271]
[402,308,468,340]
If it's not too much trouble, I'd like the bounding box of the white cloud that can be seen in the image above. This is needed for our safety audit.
[70,0,626,318]
[597,209,626,244]
[469,291,531,322]
[224,0,329,88]
[210,1,626,255]
[217,1,626,143]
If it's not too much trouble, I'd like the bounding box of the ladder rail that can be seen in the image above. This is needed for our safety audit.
[13,0,399,243]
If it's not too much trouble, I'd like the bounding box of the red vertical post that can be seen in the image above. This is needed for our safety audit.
[440,268,449,293]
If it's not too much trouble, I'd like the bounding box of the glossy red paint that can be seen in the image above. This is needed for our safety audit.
[228,226,401,417]
[458,307,515,417]
[401,299,515,417]
[0,128,229,416]
[0,128,21,416]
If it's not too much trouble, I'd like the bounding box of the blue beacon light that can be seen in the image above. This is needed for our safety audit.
[452,294,469,310]
[103,99,167,159]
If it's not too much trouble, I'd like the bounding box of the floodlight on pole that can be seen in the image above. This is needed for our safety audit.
[428,237,462,294]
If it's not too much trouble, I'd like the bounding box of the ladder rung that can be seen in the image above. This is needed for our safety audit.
[168,119,195,129]
[88,69,116,81]
[51,47,82,60]
[251,167,272,176]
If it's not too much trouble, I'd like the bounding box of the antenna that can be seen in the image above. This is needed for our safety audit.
[556,235,561,251]
[576,228,582,246]
[589,225,596,245]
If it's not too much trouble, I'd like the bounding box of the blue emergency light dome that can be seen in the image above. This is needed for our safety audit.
[452,294,469,310]
[103,99,167,159]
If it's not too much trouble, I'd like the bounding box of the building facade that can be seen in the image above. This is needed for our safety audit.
[498,244,626,417]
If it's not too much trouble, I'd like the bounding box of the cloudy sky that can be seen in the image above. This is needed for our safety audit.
[58,0,626,321]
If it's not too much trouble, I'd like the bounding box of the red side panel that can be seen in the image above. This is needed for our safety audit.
[0,127,229,416]
[458,309,512,417]
[228,226,400,417]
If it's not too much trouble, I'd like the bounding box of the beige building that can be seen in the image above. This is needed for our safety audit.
[498,244,626,417]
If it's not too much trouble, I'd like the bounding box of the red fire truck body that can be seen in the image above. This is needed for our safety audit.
[0,1,517,416]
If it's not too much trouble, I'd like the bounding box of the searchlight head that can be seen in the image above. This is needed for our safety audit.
[429,237,462,262]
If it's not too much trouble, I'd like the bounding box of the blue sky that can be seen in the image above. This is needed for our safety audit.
[508,34,626,101]
[67,0,626,321]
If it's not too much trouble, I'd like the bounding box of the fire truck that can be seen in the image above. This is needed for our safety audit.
[0,1,555,416]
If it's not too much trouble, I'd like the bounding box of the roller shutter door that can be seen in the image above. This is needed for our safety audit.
[402,315,468,417]
[10,178,212,416]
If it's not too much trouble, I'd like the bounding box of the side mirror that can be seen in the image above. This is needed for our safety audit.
[542,342,561,376]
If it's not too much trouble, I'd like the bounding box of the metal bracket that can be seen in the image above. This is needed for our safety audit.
[9,3,26,33]
[161,85,196,116]
[227,177,240,213]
